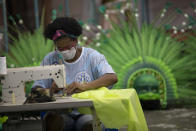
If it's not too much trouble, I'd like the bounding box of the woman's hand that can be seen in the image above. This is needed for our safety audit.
[65,73,118,95]
[66,82,86,95]
[51,81,63,94]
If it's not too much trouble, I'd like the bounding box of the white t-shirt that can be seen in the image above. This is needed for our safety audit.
[33,47,115,88]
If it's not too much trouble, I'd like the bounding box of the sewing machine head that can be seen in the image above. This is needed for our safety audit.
[0,64,66,105]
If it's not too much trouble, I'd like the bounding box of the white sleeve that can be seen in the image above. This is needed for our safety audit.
[90,51,115,78]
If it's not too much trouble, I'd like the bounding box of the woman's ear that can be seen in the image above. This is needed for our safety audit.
[73,39,78,45]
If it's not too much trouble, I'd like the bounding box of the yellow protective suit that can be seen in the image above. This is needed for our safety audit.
[72,87,148,131]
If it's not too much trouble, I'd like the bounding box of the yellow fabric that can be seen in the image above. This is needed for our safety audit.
[72,87,148,131]
[0,116,8,124]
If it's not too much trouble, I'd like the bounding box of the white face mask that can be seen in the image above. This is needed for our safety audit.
[58,47,76,60]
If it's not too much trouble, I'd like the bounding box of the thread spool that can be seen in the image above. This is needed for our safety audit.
[0,57,7,75]
[12,92,16,104]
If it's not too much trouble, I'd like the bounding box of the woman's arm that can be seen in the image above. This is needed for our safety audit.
[66,73,118,95]
[83,73,118,90]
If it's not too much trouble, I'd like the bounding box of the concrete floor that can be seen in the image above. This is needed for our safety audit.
[144,108,196,131]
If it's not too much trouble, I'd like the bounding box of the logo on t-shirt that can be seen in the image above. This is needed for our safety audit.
[75,71,91,83]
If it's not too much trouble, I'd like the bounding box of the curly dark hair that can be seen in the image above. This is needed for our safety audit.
[44,17,82,40]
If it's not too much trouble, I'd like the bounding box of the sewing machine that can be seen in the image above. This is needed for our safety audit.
[0,64,66,104]
[0,58,101,131]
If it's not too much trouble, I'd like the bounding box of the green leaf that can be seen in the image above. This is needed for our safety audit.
[165,2,172,10]
[190,2,195,9]
[175,8,183,14]
[99,5,106,14]
[58,4,63,12]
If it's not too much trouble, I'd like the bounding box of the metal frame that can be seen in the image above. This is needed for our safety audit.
[0,0,8,52]
[34,0,39,29]
[141,0,150,24]
[90,0,98,24]
[65,0,69,16]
